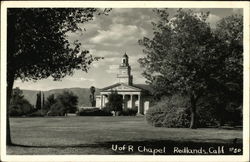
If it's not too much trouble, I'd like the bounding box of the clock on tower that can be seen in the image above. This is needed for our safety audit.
[117,53,133,85]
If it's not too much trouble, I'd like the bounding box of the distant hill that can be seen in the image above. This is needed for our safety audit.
[21,88,100,107]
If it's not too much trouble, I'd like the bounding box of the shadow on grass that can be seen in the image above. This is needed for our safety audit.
[8,138,243,155]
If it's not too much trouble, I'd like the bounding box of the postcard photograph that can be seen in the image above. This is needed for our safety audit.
[1,1,249,162]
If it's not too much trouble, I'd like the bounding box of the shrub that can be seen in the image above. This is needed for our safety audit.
[9,99,34,117]
[43,94,56,114]
[196,102,218,127]
[147,95,232,128]
[9,105,23,117]
[105,90,123,115]
[48,102,65,116]
[26,110,44,117]
[102,107,112,113]
[196,97,242,127]
[77,108,112,116]
[146,95,190,128]
[56,91,78,113]
[120,108,138,116]
[224,103,242,126]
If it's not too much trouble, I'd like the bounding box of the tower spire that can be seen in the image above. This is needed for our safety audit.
[117,52,133,85]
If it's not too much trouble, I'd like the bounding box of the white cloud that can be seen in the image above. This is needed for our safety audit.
[112,8,134,14]
[112,16,126,24]
[91,56,120,69]
[66,77,95,82]
[109,64,119,70]
[128,54,144,64]
[106,64,119,74]
[92,62,99,68]
[89,49,120,58]
[89,24,147,46]
[79,22,100,32]
[206,14,221,28]
[232,9,243,15]
[80,78,95,82]
[192,12,221,29]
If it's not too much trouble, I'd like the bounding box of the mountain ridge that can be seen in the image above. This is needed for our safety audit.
[21,87,101,107]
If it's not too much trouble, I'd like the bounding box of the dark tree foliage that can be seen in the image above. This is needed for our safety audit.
[138,9,243,128]
[6,8,110,145]
[89,86,96,107]
[206,15,243,126]
[105,90,123,116]
[7,8,109,82]
[10,87,24,104]
[42,93,45,109]
[9,87,34,116]
[49,102,66,116]
[35,91,42,110]
[43,94,56,114]
[56,91,78,115]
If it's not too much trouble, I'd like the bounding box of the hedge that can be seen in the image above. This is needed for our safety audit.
[77,108,112,116]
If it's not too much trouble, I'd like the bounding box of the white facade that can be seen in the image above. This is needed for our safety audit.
[95,53,151,115]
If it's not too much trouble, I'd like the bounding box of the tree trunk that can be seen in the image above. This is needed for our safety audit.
[7,72,15,145]
[218,104,225,127]
[190,93,197,129]
[219,118,225,127]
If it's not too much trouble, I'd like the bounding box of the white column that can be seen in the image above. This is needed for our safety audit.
[131,94,133,109]
[122,94,125,109]
[101,94,103,108]
[138,94,141,114]
[103,95,106,106]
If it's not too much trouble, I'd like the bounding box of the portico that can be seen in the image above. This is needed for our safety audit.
[97,83,144,114]
[95,53,151,115]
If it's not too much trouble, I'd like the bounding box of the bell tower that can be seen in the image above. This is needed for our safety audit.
[117,53,133,85]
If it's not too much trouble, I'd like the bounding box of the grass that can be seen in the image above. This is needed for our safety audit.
[7,116,242,155]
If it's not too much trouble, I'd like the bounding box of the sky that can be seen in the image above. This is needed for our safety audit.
[14,8,242,90]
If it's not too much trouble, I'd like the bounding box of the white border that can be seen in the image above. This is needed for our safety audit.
[1,1,249,162]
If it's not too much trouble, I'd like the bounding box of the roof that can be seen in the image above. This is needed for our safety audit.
[101,83,142,92]
[123,52,128,58]
[133,84,154,94]
[100,83,153,95]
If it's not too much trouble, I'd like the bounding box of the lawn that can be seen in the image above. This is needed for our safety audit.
[7,116,242,155]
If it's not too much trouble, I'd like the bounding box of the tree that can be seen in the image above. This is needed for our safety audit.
[56,91,78,115]
[89,86,96,107]
[207,15,243,126]
[9,87,34,116]
[35,91,42,110]
[105,90,123,116]
[138,9,227,128]
[49,101,65,116]
[6,8,110,145]
[43,94,56,114]
[10,87,24,104]
[214,15,243,103]
[42,93,45,109]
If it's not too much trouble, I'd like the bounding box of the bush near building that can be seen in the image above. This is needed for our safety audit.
[120,108,138,116]
[76,108,112,116]
[146,94,242,128]
[146,95,190,128]
[105,90,123,116]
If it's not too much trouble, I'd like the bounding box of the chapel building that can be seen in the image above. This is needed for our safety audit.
[95,53,152,115]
